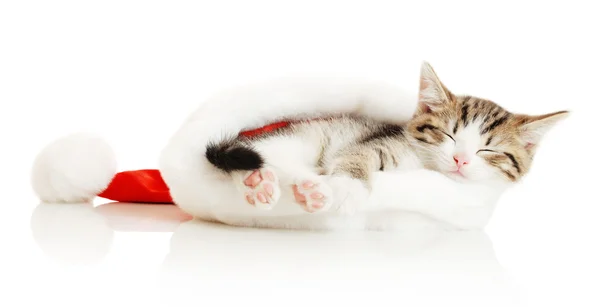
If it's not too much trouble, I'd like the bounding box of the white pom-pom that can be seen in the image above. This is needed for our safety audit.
[31,133,117,203]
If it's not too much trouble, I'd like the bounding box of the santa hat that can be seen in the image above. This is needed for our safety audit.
[30,122,291,204]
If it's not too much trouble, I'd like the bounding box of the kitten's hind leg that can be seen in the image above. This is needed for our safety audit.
[232,166,281,210]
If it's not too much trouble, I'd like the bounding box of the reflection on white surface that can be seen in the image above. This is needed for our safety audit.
[161,221,519,304]
[30,202,521,305]
[30,203,114,265]
[163,221,504,278]
[30,202,191,265]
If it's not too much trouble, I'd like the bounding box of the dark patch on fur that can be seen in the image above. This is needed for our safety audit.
[415,137,431,144]
[360,124,404,143]
[205,138,263,172]
[375,148,385,171]
[461,104,469,126]
[486,136,493,146]
[453,121,459,134]
[504,152,521,173]
[481,114,509,134]
[503,170,516,181]
[416,124,437,133]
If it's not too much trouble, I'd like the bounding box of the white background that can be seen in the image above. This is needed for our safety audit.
[1,1,598,306]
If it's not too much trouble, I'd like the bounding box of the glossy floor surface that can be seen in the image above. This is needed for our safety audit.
[7,194,599,307]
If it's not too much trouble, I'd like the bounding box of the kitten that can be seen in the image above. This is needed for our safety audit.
[205,62,568,213]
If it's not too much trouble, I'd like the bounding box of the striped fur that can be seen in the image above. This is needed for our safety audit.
[236,115,418,189]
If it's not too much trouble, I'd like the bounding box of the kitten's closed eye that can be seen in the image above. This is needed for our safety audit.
[477,149,522,175]
[477,149,512,163]
[416,124,455,143]
[440,130,455,142]
[477,149,515,159]
[477,149,509,159]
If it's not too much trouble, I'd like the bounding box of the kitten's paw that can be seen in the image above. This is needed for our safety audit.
[237,168,281,210]
[292,177,333,213]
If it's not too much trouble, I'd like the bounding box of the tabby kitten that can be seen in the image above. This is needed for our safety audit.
[205,62,568,213]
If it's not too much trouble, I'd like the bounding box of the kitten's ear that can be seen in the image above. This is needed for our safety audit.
[516,110,569,149]
[417,61,454,114]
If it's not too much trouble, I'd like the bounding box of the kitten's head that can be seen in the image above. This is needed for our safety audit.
[407,62,569,185]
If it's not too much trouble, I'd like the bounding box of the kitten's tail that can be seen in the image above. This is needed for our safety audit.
[205,138,264,173]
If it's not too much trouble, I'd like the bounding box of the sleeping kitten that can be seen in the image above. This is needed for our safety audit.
[205,62,568,213]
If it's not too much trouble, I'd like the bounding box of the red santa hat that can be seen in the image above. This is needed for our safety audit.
[30,122,291,204]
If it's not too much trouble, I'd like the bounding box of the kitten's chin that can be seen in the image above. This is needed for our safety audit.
[445,171,471,183]
[445,171,514,188]
[444,169,494,184]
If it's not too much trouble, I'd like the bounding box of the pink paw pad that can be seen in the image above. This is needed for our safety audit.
[244,171,262,187]
[292,178,332,213]
[238,168,281,210]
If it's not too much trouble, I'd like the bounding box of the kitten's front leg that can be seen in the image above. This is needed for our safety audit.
[320,146,381,214]
[329,145,382,189]
[290,146,378,214]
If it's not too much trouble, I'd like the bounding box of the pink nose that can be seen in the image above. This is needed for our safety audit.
[453,154,470,168]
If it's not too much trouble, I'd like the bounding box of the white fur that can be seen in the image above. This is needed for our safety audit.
[158,76,508,230]
[31,133,117,203]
